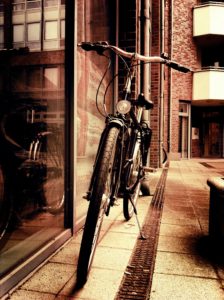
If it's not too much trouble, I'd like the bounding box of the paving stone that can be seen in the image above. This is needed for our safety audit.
[150,273,224,300]
[8,290,55,300]
[21,262,75,294]
[154,251,217,278]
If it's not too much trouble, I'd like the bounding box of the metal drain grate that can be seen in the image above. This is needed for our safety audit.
[115,166,169,300]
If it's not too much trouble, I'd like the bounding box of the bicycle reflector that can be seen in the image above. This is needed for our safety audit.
[116,100,131,114]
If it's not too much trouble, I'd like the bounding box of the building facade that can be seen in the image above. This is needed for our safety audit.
[158,0,224,161]
[0,0,223,296]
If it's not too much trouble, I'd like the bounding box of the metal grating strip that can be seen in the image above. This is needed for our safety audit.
[115,166,169,300]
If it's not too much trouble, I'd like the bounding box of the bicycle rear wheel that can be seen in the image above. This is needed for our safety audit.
[76,126,121,287]
[34,130,64,214]
[123,139,142,220]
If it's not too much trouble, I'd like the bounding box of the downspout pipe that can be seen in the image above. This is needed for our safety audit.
[139,0,151,194]
[141,0,150,162]
[159,0,165,167]
[142,0,150,105]
[168,0,173,155]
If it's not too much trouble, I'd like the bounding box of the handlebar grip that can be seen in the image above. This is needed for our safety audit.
[166,60,191,73]
[78,41,109,54]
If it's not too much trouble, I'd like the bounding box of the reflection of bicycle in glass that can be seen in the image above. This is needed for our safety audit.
[76,41,190,287]
[0,101,64,243]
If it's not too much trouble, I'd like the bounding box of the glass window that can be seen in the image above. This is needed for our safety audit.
[44,0,58,7]
[44,67,58,88]
[27,0,41,9]
[179,102,188,114]
[27,68,42,88]
[45,21,58,40]
[60,20,65,39]
[0,0,70,297]
[0,3,4,12]
[13,0,25,11]
[27,23,40,41]
[0,26,3,46]
[13,24,24,43]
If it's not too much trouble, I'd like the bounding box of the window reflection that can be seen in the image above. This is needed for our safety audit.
[13,24,25,43]
[0,0,66,284]
[45,21,58,40]
[12,0,65,50]
[27,23,40,42]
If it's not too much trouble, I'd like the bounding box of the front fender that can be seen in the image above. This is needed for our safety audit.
[107,118,125,129]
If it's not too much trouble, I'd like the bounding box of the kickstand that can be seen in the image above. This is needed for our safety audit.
[128,194,147,240]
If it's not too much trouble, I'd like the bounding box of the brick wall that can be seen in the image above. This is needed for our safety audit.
[119,0,137,99]
[151,0,199,163]
[150,0,162,167]
[170,0,198,156]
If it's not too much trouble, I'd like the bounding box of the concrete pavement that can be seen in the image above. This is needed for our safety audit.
[150,159,224,300]
[3,159,224,299]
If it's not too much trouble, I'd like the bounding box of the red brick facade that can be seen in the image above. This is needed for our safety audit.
[78,0,224,165]
[150,0,199,164]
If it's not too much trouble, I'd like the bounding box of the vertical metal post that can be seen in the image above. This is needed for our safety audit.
[159,0,165,167]
[141,0,151,167]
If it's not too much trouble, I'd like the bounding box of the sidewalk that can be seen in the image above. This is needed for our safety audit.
[3,159,224,299]
[150,159,224,300]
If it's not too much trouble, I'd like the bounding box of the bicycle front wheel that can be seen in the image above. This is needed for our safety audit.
[77,126,121,287]
[123,139,142,220]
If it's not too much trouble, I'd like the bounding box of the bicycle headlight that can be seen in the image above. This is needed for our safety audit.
[116,100,131,114]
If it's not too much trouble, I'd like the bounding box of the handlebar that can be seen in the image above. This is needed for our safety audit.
[78,41,191,73]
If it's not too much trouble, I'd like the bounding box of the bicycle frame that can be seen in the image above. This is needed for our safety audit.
[85,57,152,214]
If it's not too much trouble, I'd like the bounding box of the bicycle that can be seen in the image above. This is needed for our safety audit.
[76,41,190,287]
[0,100,64,245]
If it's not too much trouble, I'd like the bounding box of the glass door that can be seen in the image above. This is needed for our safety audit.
[179,102,191,159]
[204,121,222,157]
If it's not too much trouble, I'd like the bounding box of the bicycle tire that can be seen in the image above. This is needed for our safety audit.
[123,139,142,220]
[76,126,121,287]
[34,131,64,214]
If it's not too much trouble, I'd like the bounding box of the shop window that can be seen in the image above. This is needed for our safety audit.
[13,24,24,43]
[0,1,72,297]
